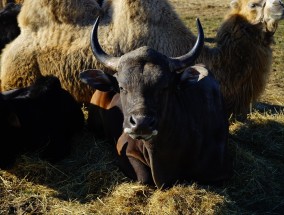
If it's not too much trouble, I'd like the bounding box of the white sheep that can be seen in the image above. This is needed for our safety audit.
[0,0,195,103]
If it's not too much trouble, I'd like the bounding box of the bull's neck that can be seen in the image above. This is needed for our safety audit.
[156,90,193,142]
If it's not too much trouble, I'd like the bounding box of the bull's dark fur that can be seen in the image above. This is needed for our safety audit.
[0,75,84,169]
[80,49,232,188]
[79,17,232,188]
[0,2,21,51]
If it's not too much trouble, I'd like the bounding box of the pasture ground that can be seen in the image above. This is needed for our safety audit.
[1,0,284,214]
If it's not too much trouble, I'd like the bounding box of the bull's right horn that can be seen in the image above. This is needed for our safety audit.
[91,16,120,72]
[169,18,204,72]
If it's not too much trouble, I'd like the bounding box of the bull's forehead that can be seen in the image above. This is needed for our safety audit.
[118,46,170,70]
[116,47,172,86]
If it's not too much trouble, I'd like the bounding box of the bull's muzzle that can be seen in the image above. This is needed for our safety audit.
[124,115,158,141]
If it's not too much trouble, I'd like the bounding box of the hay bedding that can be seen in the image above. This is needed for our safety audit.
[1,0,284,214]
[0,109,283,214]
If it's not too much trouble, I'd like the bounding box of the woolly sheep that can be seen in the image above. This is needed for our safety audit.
[0,0,102,103]
[196,0,284,115]
[0,0,196,103]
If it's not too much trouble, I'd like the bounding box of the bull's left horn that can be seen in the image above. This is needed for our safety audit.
[170,18,204,71]
[91,16,120,73]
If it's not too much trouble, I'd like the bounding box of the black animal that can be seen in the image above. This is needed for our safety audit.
[97,0,103,6]
[0,75,84,169]
[80,17,232,188]
[0,2,21,51]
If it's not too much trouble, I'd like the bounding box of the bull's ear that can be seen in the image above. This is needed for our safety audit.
[79,69,118,92]
[178,64,209,87]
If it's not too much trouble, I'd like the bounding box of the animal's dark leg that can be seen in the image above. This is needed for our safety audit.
[118,143,153,185]
[128,156,153,185]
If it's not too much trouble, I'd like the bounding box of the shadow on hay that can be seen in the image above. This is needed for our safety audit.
[6,126,129,203]
[226,116,284,214]
[253,102,284,114]
[4,109,284,212]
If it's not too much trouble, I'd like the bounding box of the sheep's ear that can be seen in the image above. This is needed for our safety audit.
[179,64,209,87]
[79,69,118,92]
[230,0,240,9]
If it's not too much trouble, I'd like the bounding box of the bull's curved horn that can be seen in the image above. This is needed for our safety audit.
[170,18,204,71]
[91,16,120,72]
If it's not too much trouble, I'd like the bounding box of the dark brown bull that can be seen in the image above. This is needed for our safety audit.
[80,17,232,188]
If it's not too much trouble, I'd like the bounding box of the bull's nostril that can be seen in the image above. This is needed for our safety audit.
[129,116,136,126]
[129,115,156,131]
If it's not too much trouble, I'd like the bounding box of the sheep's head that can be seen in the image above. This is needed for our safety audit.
[229,0,284,32]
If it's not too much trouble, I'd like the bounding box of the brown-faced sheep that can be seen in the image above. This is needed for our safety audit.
[0,0,197,103]
[196,0,284,115]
